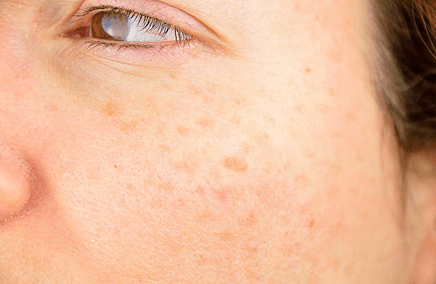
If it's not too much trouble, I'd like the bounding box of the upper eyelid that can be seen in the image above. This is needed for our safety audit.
[74,5,163,23]
[71,5,174,31]
[68,3,201,35]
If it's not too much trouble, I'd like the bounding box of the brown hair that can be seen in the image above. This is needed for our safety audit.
[372,0,436,153]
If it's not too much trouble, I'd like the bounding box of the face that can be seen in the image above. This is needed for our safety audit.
[0,0,425,283]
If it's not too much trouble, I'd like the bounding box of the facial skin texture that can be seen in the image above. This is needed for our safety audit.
[0,0,435,283]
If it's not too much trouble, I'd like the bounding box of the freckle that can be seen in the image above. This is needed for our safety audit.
[303,150,315,159]
[44,103,58,112]
[328,46,342,63]
[218,230,235,242]
[87,171,99,180]
[175,159,197,173]
[120,120,139,132]
[159,143,171,152]
[215,190,228,203]
[168,71,177,80]
[259,88,266,95]
[163,83,173,91]
[176,126,190,136]
[295,105,306,113]
[243,141,258,153]
[244,244,258,255]
[294,173,312,188]
[158,182,174,193]
[332,259,341,271]
[329,87,338,98]
[200,95,212,103]
[283,246,294,257]
[156,125,164,135]
[293,2,301,11]
[169,241,182,253]
[368,178,376,187]
[234,97,247,107]
[305,67,312,73]
[224,157,248,173]
[319,105,329,114]
[195,186,205,196]
[196,254,207,266]
[126,183,135,190]
[257,133,270,143]
[327,161,342,176]
[309,219,315,228]
[197,210,213,222]
[240,212,257,227]
[229,116,242,125]
[197,118,214,129]
[114,165,118,169]
[345,112,357,122]
[345,264,352,275]
[102,100,121,117]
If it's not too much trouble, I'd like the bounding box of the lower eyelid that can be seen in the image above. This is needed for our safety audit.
[71,37,201,67]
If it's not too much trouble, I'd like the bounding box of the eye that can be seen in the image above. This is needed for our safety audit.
[66,6,192,47]
[61,4,214,66]
[90,10,190,43]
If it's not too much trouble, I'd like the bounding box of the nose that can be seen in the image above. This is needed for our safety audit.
[0,145,32,221]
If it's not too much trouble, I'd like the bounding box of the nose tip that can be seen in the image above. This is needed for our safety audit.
[0,145,32,221]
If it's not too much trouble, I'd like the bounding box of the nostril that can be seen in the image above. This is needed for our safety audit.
[0,145,32,221]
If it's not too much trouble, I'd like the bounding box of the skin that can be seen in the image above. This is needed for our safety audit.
[0,0,435,283]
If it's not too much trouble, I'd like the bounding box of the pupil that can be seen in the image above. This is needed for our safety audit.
[91,12,127,41]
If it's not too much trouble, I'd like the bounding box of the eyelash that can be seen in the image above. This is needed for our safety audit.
[69,5,193,52]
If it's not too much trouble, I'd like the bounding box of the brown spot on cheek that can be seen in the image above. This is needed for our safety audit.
[215,190,228,203]
[102,100,122,117]
[294,105,306,113]
[294,173,312,189]
[120,120,139,132]
[176,126,190,136]
[329,87,338,98]
[224,157,248,173]
[218,230,236,242]
[168,71,177,80]
[309,219,316,228]
[197,118,215,129]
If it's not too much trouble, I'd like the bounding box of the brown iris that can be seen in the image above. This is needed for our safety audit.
[90,12,127,41]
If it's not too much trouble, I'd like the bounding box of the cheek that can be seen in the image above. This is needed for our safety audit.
[0,42,405,282]
[45,93,317,281]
